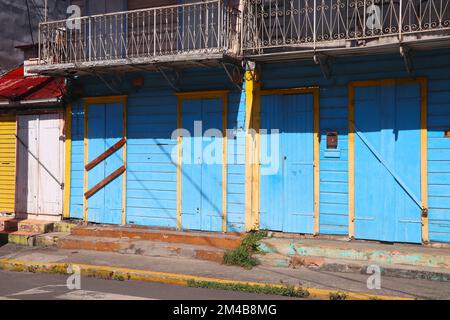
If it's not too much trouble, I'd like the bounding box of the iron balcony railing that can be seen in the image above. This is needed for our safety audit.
[38,0,241,66]
[242,0,450,53]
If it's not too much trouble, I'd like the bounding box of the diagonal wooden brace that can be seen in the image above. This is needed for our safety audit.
[85,165,126,199]
[85,138,126,171]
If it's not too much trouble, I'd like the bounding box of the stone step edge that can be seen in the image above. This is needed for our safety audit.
[57,236,226,264]
[0,218,21,232]
[71,226,243,250]
[0,231,43,246]
[256,252,450,283]
[259,240,450,269]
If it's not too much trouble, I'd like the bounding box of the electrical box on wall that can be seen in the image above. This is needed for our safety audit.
[326,131,338,149]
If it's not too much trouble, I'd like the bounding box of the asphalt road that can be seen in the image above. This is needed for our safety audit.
[0,270,299,300]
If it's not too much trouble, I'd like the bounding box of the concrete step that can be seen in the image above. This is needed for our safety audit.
[53,222,80,233]
[0,218,20,232]
[36,232,71,247]
[71,226,243,250]
[259,237,450,270]
[0,231,41,246]
[57,235,225,263]
[256,252,450,283]
[17,220,54,234]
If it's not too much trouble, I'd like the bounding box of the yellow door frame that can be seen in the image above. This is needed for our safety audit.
[176,90,229,232]
[246,83,321,234]
[63,104,72,218]
[348,78,428,243]
[83,95,128,225]
[245,70,261,231]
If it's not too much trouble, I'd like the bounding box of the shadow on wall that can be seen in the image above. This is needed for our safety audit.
[71,70,246,232]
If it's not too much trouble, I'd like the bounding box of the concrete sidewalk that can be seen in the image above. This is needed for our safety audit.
[256,237,450,282]
[1,244,449,300]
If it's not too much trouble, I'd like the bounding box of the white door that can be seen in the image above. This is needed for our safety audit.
[16,114,64,218]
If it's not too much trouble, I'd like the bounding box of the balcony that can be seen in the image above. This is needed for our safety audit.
[30,0,241,75]
[242,0,450,61]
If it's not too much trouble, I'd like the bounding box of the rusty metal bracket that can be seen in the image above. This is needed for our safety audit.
[245,60,258,82]
[400,45,414,76]
[157,67,180,92]
[422,208,429,219]
[314,53,332,80]
[221,62,243,92]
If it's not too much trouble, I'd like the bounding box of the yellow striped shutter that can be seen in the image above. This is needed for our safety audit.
[0,116,16,213]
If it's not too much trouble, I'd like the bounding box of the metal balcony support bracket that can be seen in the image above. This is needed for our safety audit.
[89,69,121,95]
[221,62,243,92]
[245,60,258,83]
[314,53,332,80]
[400,45,414,76]
[157,67,180,92]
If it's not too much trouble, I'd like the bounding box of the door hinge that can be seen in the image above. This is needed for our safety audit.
[422,208,428,219]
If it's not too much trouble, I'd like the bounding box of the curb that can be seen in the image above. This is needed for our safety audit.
[0,258,414,300]
[256,253,450,283]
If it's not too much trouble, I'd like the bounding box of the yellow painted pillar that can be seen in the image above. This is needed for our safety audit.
[63,105,72,219]
[420,78,429,243]
[245,67,261,232]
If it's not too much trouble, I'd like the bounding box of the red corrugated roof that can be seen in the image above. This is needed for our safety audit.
[0,65,65,103]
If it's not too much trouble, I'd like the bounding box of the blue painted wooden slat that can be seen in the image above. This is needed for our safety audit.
[354,84,421,243]
[87,102,123,225]
[260,93,314,234]
[181,98,223,232]
[69,101,84,219]
[258,48,450,241]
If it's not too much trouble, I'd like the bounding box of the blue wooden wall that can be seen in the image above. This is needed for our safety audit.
[67,48,450,243]
[68,67,246,232]
[260,48,450,242]
[69,100,84,219]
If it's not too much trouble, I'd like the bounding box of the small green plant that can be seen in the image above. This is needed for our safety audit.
[329,291,348,300]
[187,280,310,298]
[112,273,126,281]
[223,231,267,269]
[27,265,37,273]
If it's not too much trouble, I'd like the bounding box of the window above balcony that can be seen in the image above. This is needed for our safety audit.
[29,0,241,75]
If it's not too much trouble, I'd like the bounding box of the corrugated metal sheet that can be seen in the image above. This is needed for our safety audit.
[0,65,64,103]
[0,115,16,213]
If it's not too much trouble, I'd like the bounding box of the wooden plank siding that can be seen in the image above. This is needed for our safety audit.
[0,116,16,213]
[69,67,246,232]
[69,101,85,219]
[260,48,450,242]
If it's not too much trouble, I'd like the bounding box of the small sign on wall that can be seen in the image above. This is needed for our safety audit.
[326,131,338,149]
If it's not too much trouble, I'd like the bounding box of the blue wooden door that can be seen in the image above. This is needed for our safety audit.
[260,94,314,234]
[181,98,223,232]
[354,84,422,243]
[87,102,124,224]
